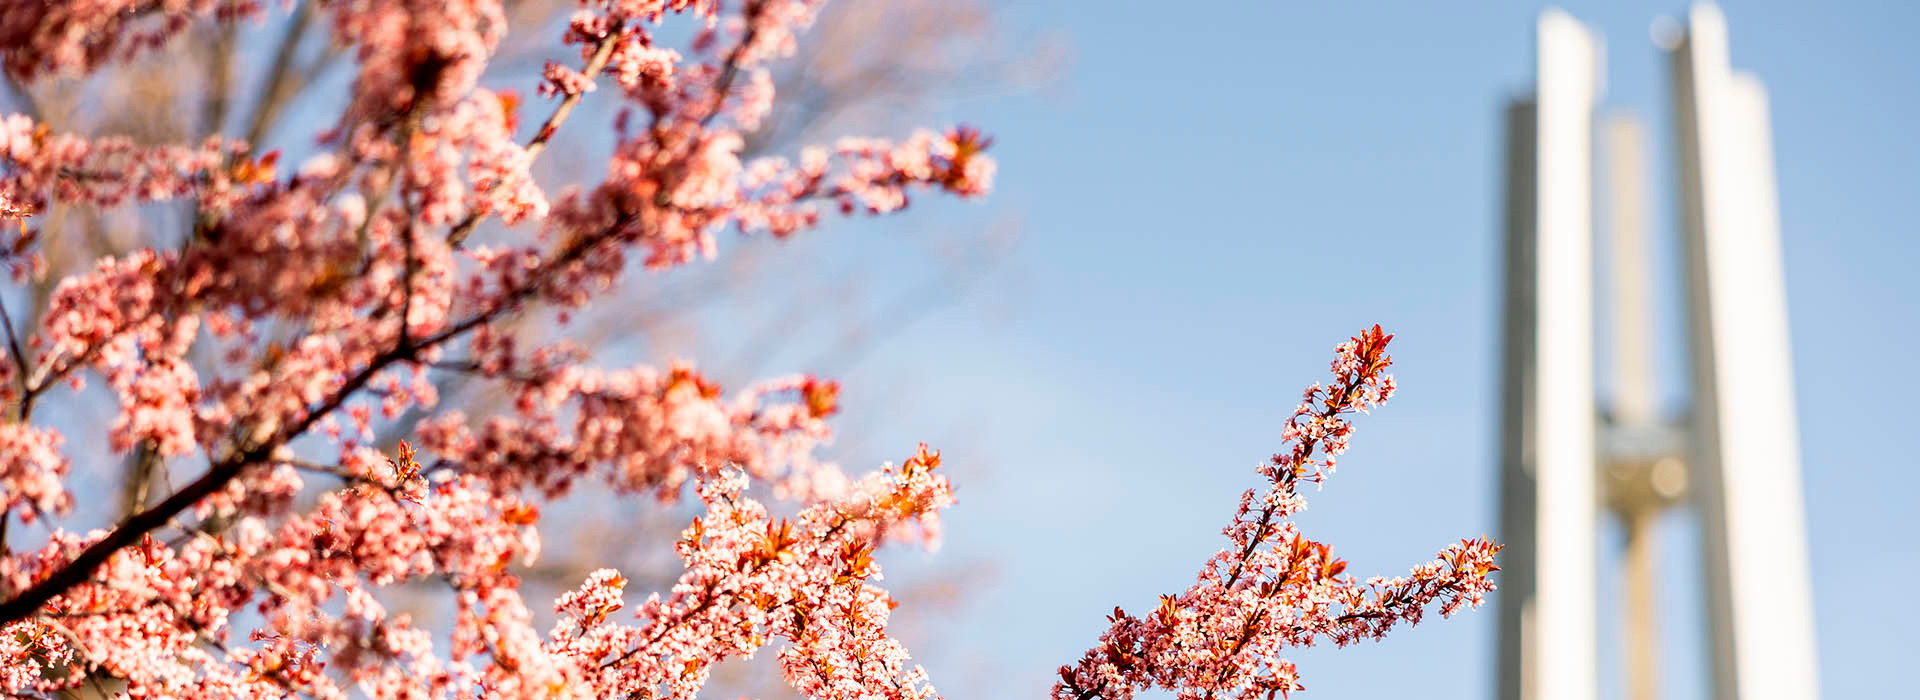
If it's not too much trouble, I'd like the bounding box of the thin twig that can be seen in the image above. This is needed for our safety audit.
[446,24,626,247]
[398,220,416,347]
[198,23,239,139]
[698,3,765,129]
[241,2,319,150]
[0,292,31,416]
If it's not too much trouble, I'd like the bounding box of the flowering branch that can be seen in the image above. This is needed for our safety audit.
[445,11,628,247]
[1052,327,1501,700]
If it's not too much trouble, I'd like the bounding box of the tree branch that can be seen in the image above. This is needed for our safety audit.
[241,2,319,150]
[0,292,31,416]
[447,22,626,247]
[0,208,635,627]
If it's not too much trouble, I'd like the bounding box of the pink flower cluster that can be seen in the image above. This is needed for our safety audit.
[0,463,542,699]
[409,91,550,227]
[0,0,261,80]
[0,423,67,522]
[1052,327,1502,700]
[0,114,243,212]
[734,126,997,237]
[536,445,952,699]
[326,0,506,117]
[415,353,845,500]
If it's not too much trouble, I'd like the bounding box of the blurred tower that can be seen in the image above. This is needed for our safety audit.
[1494,5,1819,700]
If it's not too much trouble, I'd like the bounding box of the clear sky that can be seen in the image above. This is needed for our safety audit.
[768,1,1919,697]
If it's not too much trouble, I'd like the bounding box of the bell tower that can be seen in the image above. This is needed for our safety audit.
[1493,5,1819,700]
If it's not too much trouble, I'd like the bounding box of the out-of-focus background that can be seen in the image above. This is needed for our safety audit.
[21,0,1915,697]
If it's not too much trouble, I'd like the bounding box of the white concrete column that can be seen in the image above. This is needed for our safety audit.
[1530,11,1600,700]
[1497,10,1602,700]
[1668,4,1821,699]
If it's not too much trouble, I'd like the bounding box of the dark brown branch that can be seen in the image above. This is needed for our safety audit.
[0,208,635,627]
[0,291,30,416]
[1218,368,1370,592]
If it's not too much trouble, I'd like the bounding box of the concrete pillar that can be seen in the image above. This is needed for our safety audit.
[1667,5,1821,700]
[1495,10,1602,700]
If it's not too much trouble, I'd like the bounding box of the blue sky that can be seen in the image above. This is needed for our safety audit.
[756,1,1919,697]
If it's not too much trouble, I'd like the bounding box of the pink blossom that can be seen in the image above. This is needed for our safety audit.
[0,114,242,213]
[0,424,68,521]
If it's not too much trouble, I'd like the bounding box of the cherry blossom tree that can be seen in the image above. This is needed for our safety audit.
[0,2,1494,698]
[0,6,1044,650]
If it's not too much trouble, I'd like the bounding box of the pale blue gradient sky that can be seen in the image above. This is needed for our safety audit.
[766,1,1917,697]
